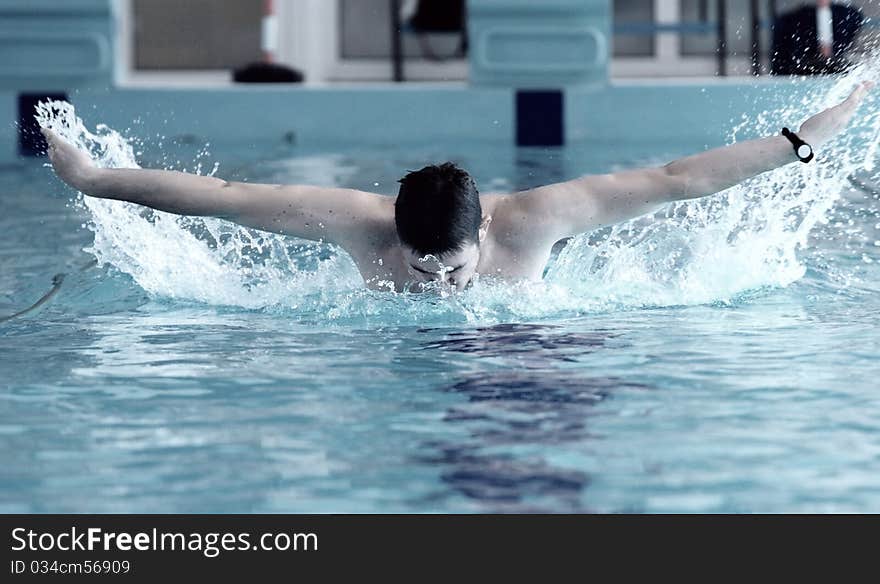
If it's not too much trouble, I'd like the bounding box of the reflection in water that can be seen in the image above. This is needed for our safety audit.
[416,324,650,512]
[418,444,589,511]
[419,323,619,363]
[513,148,569,191]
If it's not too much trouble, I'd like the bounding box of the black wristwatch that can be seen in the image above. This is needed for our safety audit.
[781,127,814,163]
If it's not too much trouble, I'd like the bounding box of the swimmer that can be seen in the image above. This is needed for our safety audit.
[44,82,873,292]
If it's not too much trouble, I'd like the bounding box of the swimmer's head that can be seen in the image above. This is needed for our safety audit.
[395,162,490,290]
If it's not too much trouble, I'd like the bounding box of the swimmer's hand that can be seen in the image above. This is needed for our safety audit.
[799,81,874,146]
[41,128,98,191]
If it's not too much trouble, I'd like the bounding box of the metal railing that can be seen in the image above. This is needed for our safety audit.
[614,0,775,77]
[391,0,404,82]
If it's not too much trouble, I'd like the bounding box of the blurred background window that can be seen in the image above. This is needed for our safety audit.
[679,0,754,57]
[613,0,655,57]
[133,0,262,70]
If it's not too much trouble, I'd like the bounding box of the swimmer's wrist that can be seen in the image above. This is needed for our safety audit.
[789,127,819,161]
[796,128,819,148]
[73,166,104,194]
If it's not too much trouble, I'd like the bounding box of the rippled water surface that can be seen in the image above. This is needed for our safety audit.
[2,75,880,512]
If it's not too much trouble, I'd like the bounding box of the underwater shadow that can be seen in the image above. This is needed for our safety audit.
[414,324,651,512]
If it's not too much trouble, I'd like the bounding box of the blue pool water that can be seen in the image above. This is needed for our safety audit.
[2,75,880,512]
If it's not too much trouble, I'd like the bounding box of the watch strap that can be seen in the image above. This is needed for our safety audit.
[781,127,814,163]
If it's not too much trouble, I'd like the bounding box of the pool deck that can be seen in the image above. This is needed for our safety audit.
[0,77,837,164]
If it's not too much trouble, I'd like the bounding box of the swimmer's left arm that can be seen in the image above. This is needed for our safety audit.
[500,81,872,245]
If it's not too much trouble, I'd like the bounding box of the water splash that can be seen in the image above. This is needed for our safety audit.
[35,65,880,324]
[550,64,880,307]
[36,100,361,312]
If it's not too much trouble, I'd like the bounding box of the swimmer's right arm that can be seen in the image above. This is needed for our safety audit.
[42,128,388,247]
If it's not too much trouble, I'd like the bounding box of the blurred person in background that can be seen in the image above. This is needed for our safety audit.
[771,1,864,75]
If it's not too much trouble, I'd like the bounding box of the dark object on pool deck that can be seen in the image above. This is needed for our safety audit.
[408,0,468,59]
[232,62,304,83]
[516,90,564,147]
[770,3,863,75]
[409,0,465,33]
[18,92,67,157]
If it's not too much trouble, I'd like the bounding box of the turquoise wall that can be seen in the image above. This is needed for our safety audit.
[0,0,114,163]
[0,0,114,92]
[469,0,610,88]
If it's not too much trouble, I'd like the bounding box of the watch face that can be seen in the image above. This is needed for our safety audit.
[798,144,812,159]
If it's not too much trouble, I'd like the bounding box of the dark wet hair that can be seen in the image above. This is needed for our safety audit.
[394,162,481,255]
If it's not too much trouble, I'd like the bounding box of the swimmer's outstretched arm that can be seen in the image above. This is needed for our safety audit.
[42,128,388,247]
[495,81,873,247]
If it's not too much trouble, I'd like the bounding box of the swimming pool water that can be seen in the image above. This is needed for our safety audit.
[2,79,880,513]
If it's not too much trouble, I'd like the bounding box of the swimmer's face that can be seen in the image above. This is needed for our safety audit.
[403,243,480,292]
